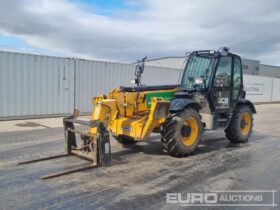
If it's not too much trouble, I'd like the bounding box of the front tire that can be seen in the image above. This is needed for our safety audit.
[225,105,253,143]
[161,108,202,157]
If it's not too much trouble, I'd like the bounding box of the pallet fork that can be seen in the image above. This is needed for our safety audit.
[17,110,112,179]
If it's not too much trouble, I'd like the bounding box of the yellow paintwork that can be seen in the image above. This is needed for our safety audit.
[181,117,199,146]
[241,112,251,135]
[90,99,118,134]
[89,87,178,141]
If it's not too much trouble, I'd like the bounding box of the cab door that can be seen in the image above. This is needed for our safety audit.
[232,56,242,105]
[211,56,233,111]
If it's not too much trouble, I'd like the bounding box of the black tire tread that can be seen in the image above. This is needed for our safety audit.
[225,105,253,143]
[161,108,202,157]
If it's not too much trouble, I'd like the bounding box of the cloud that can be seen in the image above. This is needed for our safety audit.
[0,0,280,64]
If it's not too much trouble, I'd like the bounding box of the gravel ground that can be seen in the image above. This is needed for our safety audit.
[0,104,279,210]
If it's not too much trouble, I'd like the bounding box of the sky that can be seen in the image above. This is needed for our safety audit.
[0,0,280,65]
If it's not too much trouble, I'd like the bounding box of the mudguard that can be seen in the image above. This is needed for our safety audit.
[169,98,203,112]
[237,99,257,113]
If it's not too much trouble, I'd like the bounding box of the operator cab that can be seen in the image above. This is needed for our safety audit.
[176,47,244,129]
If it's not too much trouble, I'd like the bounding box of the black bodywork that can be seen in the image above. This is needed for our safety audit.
[170,49,256,129]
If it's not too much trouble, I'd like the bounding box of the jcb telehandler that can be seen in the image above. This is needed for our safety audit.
[19,47,256,179]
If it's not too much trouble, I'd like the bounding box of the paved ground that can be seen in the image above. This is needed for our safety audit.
[0,116,90,132]
[0,104,279,210]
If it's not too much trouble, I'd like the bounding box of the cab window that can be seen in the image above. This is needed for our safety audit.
[233,57,242,99]
[214,56,232,87]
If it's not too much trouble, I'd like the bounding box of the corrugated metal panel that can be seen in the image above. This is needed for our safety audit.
[1,50,279,119]
[75,59,181,113]
[75,60,133,113]
[143,66,182,85]
[0,51,75,118]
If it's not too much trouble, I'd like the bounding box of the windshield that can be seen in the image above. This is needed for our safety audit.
[181,54,215,90]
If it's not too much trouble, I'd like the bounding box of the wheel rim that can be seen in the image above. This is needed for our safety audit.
[240,112,251,135]
[181,117,199,146]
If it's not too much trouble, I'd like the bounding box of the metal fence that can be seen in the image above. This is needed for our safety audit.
[0,51,75,119]
[0,51,279,119]
[75,59,181,113]
[0,51,181,119]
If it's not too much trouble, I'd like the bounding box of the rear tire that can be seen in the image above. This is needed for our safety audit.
[225,105,253,143]
[161,108,202,157]
[113,134,136,144]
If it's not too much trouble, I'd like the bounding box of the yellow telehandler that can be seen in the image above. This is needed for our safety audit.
[19,48,256,179]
